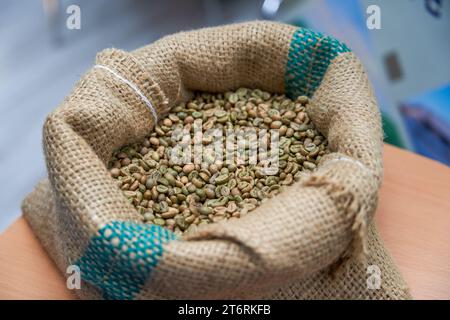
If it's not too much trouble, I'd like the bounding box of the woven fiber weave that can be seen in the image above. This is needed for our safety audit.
[22,21,410,300]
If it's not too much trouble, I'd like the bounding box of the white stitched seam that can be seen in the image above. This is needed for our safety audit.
[94,64,158,125]
[322,156,369,172]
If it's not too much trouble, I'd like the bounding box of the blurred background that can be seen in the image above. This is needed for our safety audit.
[0,0,449,232]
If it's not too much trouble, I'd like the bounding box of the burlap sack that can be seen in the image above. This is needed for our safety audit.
[22,21,411,300]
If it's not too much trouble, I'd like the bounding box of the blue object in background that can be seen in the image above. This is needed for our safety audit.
[400,84,450,166]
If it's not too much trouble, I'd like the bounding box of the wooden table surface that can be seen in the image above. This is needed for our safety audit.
[0,144,449,300]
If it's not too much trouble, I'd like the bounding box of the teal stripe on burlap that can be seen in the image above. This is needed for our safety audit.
[285,28,351,99]
[75,221,176,300]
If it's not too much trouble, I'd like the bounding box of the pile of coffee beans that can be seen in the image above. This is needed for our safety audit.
[108,88,328,235]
